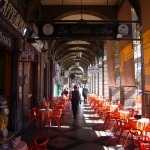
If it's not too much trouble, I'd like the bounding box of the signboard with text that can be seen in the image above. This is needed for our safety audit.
[89,67,100,74]
[35,21,137,40]
[21,50,35,62]
[0,30,12,48]
[0,0,26,35]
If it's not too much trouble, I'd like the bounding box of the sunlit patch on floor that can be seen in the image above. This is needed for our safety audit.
[83,109,95,113]
[83,113,99,118]
[45,125,71,129]
[83,106,92,109]
[82,126,93,130]
[85,118,104,124]
[103,145,124,150]
[95,130,115,137]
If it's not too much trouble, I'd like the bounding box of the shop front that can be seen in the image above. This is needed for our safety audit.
[0,0,26,141]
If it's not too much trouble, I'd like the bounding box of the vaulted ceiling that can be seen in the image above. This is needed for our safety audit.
[25,0,140,75]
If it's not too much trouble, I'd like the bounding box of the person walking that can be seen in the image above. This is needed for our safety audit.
[78,85,84,102]
[82,86,88,104]
[71,85,81,118]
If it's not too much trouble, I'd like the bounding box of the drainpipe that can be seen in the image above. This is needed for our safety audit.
[140,31,145,116]
[98,72,99,96]
[102,60,104,97]
[22,36,25,129]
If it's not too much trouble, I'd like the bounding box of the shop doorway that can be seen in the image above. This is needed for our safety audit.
[0,50,11,131]
[0,51,11,99]
[0,52,4,95]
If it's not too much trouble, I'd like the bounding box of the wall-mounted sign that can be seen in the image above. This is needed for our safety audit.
[36,21,137,40]
[21,50,35,62]
[89,67,100,74]
[61,70,64,76]
[53,63,60,78]
[0,30,12,48]
[0,0,26,35]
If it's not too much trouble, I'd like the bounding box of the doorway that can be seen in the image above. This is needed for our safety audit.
[0,52,4,95]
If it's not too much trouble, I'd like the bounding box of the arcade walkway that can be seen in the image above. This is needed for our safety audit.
[18,101,134,150]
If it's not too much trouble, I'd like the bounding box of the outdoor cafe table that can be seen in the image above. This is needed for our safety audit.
[102,104,118,111]
[112,110,130,119]
[128,117,150,130]
[119,110,130,119]
[38,108,53,128]
[110,105,118,112]
[38,109,53,121]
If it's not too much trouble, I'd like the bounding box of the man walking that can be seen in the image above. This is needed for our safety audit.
[71,85,81,118]
[82,86,88,104]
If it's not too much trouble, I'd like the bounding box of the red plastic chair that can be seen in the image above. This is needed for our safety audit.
[48,108,62,130]
[29,136,49,150]
[116,119,132,147]
[138,135,150,150]
[143,121,150,137]
[130,129,142,149]
[103,111,117,131]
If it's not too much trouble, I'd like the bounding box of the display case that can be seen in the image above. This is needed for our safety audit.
[0,96,9,144]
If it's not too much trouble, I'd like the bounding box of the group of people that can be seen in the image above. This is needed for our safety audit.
[68,85,89,119]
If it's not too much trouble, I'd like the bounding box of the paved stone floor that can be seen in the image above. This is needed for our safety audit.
[16,101,136,150]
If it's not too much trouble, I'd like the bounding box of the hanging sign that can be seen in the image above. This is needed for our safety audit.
[89,67,100,74]
[36,21,136,39]
[38,22,118,39]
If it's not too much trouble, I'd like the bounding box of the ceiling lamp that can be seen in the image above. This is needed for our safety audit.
[75,62,79,66]
[76,52,82,58]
